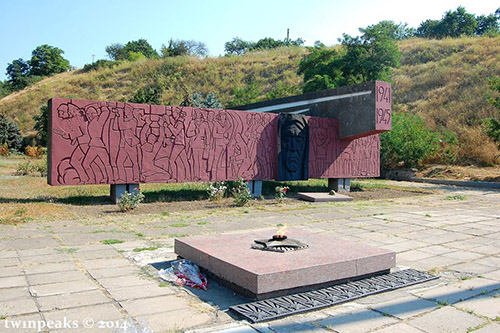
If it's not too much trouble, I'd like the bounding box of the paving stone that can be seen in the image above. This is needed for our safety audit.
[440,250,484,261]
[482,269,500,282]
[71,248,121,260]
[474,322,500,333]
[371,295,438,319]
[28,279,97,297]
[316,307,398,332]
[455,292,500,320]
[267,321,327,332]
[80,257,131,270]
[106,283,175,301]
[0,297,38,316]
[0,257,19,267]
[95,275,153,289]
[26,270,87,286]
[447,262,498,274]
[373,322,423,333]
[135,308,212,332]
[0,266,23,278]
[0,313,45,333]
[19,253,72,265]
[0,287,30,301]
[23,262,79,275]
[37,290,110,312]
[407,306,486,332]
[0,250,17,259]
[472,256,500,268]
[43,303,124,328]
[411,278,500,304]
[86,266,142,279]
[119,295,190,316]
[419,245,455,255]
[0,275,27,289]
[396,250,435,261]
[17,248,60,257]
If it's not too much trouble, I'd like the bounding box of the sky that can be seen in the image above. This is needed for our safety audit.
[0,0,499,81]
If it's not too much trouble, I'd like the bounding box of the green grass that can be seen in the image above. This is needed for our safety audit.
[169,223,189,228]
[55,247,78,253]
[444,195,466,200]
[0,314,7,320]
[101,239,124,245]
[133,246,160,252]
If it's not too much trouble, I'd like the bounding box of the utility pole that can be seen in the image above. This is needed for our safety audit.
[92,54,95,63]
[287,28,290,40]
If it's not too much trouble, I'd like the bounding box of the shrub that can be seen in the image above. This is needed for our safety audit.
[0,143,9,156]
[0,115,22,152]
[207,181,227,203]
[275,185,289,204]
[25,145,44,158]
[232,178,252,206]
[380,112,440,168]
[15,158,47,176]
[117,189,145,212]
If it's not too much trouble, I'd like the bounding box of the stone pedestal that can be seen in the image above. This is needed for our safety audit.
[110,183,140,204]
[328,178,351,192]
[247,180,263,197]
[175,227,396,299]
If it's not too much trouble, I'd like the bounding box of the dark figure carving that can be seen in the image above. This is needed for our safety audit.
[278,113,309,181]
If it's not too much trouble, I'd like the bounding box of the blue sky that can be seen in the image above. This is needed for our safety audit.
[0,0,498,81]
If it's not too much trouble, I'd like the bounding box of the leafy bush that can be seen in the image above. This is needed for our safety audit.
[380,112,440,168]
[207,181,227,203]
[0,115,22,152]
[33,105,48,146]
[25,145,44,158]
[232,178,252,206]
[15,158,47,177]
[275,186,290,204]
[82,59,117,72]
[117,189,145,212]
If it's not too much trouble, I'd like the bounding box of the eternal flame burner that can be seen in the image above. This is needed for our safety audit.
[252,235,309,253]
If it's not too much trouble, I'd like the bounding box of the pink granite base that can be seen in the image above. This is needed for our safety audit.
[174,228,396,299]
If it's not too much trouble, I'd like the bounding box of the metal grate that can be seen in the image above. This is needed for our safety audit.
[230,269,438,322]
[251,238,309,253]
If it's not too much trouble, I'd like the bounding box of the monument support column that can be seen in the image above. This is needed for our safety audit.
[247,180,262,198]
[110,183,140,203]
[328,178,351,192]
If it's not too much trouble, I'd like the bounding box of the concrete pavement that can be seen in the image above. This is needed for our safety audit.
[1,180,499,332]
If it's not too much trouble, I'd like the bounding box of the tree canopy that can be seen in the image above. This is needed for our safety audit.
[29,44,71,76]
[224,36,304,55]
[298,22,401,93]
[106,39,159,60]
[417,6,499,38]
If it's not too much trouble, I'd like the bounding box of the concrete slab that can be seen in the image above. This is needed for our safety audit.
[0,298,38,316]
[455,292,500,320]
[371,295,438,319]
[37,290,110,312]
[106,283,175,301]
[316,307,398,332]
[297,192,353,202]
[407,306,486,332]
[175,227,395,299]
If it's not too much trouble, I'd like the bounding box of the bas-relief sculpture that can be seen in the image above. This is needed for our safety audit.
[278,114,309,181]
[48,98,381,186]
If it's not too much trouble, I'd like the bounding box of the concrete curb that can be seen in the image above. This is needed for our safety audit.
[411,177,500,189]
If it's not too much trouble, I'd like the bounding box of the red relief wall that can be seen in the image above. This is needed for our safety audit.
[49,98,380,186]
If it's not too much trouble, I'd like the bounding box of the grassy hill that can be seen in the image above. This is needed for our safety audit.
[1,36,500,165]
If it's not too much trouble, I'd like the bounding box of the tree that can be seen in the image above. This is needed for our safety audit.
[6,59,31,90]
[476,14,500,36]
[33,105,48,146]
[360,21,415,40]
[0,114,23,152]
[380,112,440,168]
[105,43,125,60]
[160,39,208,57]
[298,21,400,92]
[106,39,159,61]
[298,46,344,92]
[0,80,12,98]
[123,39,159,59]
[484,77,500,147]
[416,7,479,38]
[224,37,252,55]
[130,86,163,105]
[29,44,71,76]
